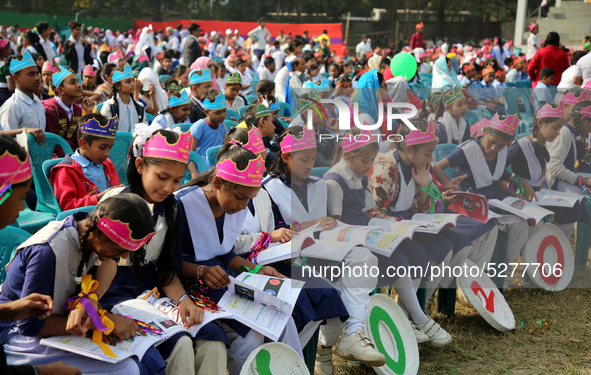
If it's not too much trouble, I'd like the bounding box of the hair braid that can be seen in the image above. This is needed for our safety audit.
[77,217,98,279]
[111,84,120,119]
[572,111,586,161]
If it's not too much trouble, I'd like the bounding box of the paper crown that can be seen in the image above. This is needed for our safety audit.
[0,149,33,187]
[169,90,190,108]
[443,86,465,106]
[226,72,242,85]
[406,119,437,146]
[462,63,474,74]
[563,90,590,105]
[343,129,378,153]
[204,92,227,110]
[0,37,8,50]
[52,67,76,88]
[254,100,271,118]
[578,103,591,118]
[303,79,331,93]
[529,22,537,32]
[298,89,323,113]
[280,127,317,153]
[83,65,97,77]
[495,69,505,77]
[42,61,58,73]
[431,92,443,105]
[482,66,495,76]
[269,101,280,111]
[231,126,266,155]
[112,64,134,83]
[108,49,124,63]
[167,82,181,92]
[137,54,149,64]
[488,113,519,135]
[96,211,155,251]
[189,68,212,85]
[216,154,265,187]
[143,130,192,164]
[10,51,37,74]
[537,102,565,119]
[81,115,119,138]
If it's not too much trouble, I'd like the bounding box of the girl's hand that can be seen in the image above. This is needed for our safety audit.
[202,265,230,289]
[412,164,430,189]
[442,174,467,191]
[470,132,478,139]
[149,83,155,94]
[441,190,461,206]
[316,217,337,230]
[258,266,286,279]
[26,128,45,145]
[81,97,96,114]
[325,118,339,132]
[270,228,292,243]
[66,308,93,337]
[511,192,526,200]
[107,314,146,343]
[280,116,292,122]
[178,297,204,328]
[0,293,53,321]
[584,177,591,186]
[523,182,537,202]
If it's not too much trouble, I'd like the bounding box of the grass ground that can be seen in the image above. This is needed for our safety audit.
[332,233,591,375]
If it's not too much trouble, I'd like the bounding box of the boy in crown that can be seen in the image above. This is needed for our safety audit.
[50,113,121,210]
[188,68,213,123]
[43,67,95,156]
[225,72,245,112]
[190,90,227,166]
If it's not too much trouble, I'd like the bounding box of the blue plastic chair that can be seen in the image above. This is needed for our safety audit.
[56,206,96,221]
[278,102,292,118]
[96,102,104,112]
[237,105,249,119]
[159,75,171,85]
[0,226,31,283]
[213,57,224,63]
[183,151,209,185]
[28,134,72,215]
[464,109,480,126]
[515,80,532,89]
[409,82,424,100]
[41,158,63,212]
[250,75,260,92]
[11,202,55,234]
[433,144,458,180]
[245,95,257,105]
[110,131,133,187]
[311,167,329,178]
[502,88,534,124]
[206,145,222,167]
[173,123,193,133]
[278,119,290,129]
[146,112,155,124]
[224,120,237,132]
[505,81,517,89]
[226,109,240,122]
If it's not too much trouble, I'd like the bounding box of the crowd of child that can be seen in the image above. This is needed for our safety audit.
[0,17,591,375]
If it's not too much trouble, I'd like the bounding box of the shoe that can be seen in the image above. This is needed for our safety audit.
[314,345,333,375]
[416,317,453,347]
[410,322,430,343]
[425,296,436,316]
[333,329,386,367]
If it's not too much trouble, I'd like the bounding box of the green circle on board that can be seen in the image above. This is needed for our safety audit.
[369,305,406,374]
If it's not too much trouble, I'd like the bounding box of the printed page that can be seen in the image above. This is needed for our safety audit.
[408,213,462,234]
[364,230,411,257]
[489,197,553,225]
[319,225,379,246]
[368,218,421,236]
[534,189,585,208]
[234,272,304,309]
[112,299,188,339]
[448,191,490,223]
[153,298,233,338]
[299,239,354,262]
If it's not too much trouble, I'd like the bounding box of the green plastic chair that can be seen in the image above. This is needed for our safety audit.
[278,102,292,118]
[464,109,480,126]
[311,167,329,178]
[159,75,171,85]
[206,145,222,167]
[224,120,237,132]
[502,88,534,123]
[250,75,260,92]
[173,123,193,133]
[183,151,209,185]
[146,113,155,124]
[56,206,96,221]
[0,226,31,283]
[96,102,104,112]
[237,105,249,118]
[226,109,241,122]
[28,134,72,215]
[245,95,258,105]
[433,144,458,180]
[42,158,63,212]
[11,202,55,234]
[110,131,133,187]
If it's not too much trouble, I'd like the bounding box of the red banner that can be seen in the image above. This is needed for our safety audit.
[134,19,343,49]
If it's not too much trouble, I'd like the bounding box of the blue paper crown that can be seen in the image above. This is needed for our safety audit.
[303,79,330,93]
[270,101,280,111]
[204,92,227,110]
[9,51,37,74]
[189,68,212,85]
[80,115,119,139]
[52,67,74,88]
[169,90,191,108]
[112,64,134,83]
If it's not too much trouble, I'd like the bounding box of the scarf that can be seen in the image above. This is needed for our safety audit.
[438,111,467,144]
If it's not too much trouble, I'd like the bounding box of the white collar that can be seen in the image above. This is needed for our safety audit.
[55,96,74,117]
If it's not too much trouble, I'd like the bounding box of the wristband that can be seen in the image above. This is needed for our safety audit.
[177,293,189,305]
[418,186,429,192]
[239,264,264,274]
[290,221,303,231]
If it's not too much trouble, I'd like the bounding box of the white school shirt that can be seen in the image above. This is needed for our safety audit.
[526,33,541,61]
[248,26,271,50]
[259,67,275,81]
[100,96,146,133]
[39,37,56,65]
[574,52,591,87]
[0,89,46,131]
[557,65,579,92]
[274,66,291,103]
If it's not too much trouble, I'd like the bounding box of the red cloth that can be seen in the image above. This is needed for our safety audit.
[337,45,348,57]
[49,154,120,211]
[43,97,83,156]
[410,32,426,50]
[527,45,569,87]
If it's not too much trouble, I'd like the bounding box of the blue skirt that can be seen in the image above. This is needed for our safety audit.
[446,213,499,241]
[553,203,590,225]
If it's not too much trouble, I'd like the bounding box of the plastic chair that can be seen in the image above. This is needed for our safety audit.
[41,158,63,212]
[502,89,534,123]
[419,72,432,81]
[245,95,257,105]
[226,109,240,122]
[224,120,237,132]
[183,151,209,185]
[11,202,55,234]
[311,167,329,178]
[212,57,224,63]
[464,109,480,126]
[206,145,222,167]
[110,131,132,187]
[409,82,424,100]
[237,105,249,118]
[0,226,31,283]
[278,102,292,118]
[433,144,458,181]
[28,134,72,215]
[146,113,155,124]
[56,206,96,221]
[96,102,104,112]
[505,81,517,89]
[278,118,290,128]
[173,123,193,133]
[250,75,260,91]
[159,75,171,85]
[515,80,532,89]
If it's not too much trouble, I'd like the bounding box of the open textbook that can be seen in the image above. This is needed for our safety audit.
[405,213,463,234]
[319,224,410,257]
[447,191,493,223]
[489,196,554,225]
[533,189,586,208]
[218,273,304,341]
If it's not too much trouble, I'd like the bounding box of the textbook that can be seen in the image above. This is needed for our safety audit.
[319,223,410,257]
[406,213,463,234]
[448,191,491,223]
[218,273,304,341]
[533,189,586,208]
[489,197,554,225]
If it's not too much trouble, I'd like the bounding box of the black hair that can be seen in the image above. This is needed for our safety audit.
[268,126,305,178]
[377,72,384,86]
[163,76,179,89]
[336,74,352,83]
[483,123,515,143]
[69,21,81,30]
[204,89,221,105]
[288,40,304,54]
[160,52,172,61]
[572,100,591,161]
[76,113,112,146]
[258,18,266,24]
[540,67,555,80]
[175,64,188,78]
[158,92,181,115]
[531,113,561,162]
[504,57,513,67]
[77,194,154,279]
[127,129,184,286]
[111,69,142,121]
[188,23,200,33]
[24,30,39,46]
[0,134,31,188]
[256,79,275,96]
[572,51,587,65]
[36,21,49,34]
[101,63,117,80]
[544,32,560,47]
[223,126,250,146]
[264,57,275,68]
[329,63,342,76]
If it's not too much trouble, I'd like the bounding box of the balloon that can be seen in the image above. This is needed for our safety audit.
[390,52,417,80]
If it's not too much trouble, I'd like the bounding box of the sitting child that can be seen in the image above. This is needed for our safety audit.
[190,90,228,166]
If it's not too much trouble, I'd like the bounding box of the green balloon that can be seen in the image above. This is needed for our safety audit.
[390,52,417,80]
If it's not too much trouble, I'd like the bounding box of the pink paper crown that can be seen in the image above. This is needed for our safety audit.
[0,150,33,187]
[42,61,58,73]
[96,211,155,251]
[216,155,265,187]
[579,103,591,118]
[280,127,317,154]
[82,65,96,77]
[406,119,437,146]
[564,90,591,105]
[537,102,565,119]
[343,129,378,152]
[488,113,519,135]
[108,49,124,63]
[143,130,192,164]
[231,126,265,155]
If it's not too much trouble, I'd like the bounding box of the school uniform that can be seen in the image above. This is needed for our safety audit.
[225,95,245,113]
[188,95,206,124]
[190,119,227,167]
[0,89,46,131]
[100,96,146,133]
[43,97,83,155]
[436,112,470,145]
[152,112,180,129]
[0,214,145,375]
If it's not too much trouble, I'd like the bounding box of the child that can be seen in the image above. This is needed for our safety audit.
[81,64,97,93]
[434,114,541,262]
[342,61,353,77]
[492,69,507,89]
[152,91,191,129]
[478,66,505,115]
[507,102,589,239]
[43,67,94,154]
[41,61,57,97]
[175,143,303,375]
[328,63,341,87]
[224,72,245,112]
[157,52,174,76]
[236,57,253,96]
[163,76,181,98]
[215,62,226,89]
[255,79,275,97]
[190,90,227,165]
[188,68,213,123]
[50,113,120,210]
[0,194,155,374]
[436,86,473,145]
[175,65,190,88]
[259,56,276,80]
[0,36,14,105]
[0,51,46,131]
[534,67,555,110]
[100,64,146,132]
[426,92,443,123]
[94,62,116,104]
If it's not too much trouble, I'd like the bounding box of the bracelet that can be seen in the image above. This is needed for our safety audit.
[196,265,204,280]
[418,186,429,192]
[177,293,189,305]
[290,221,303,231]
